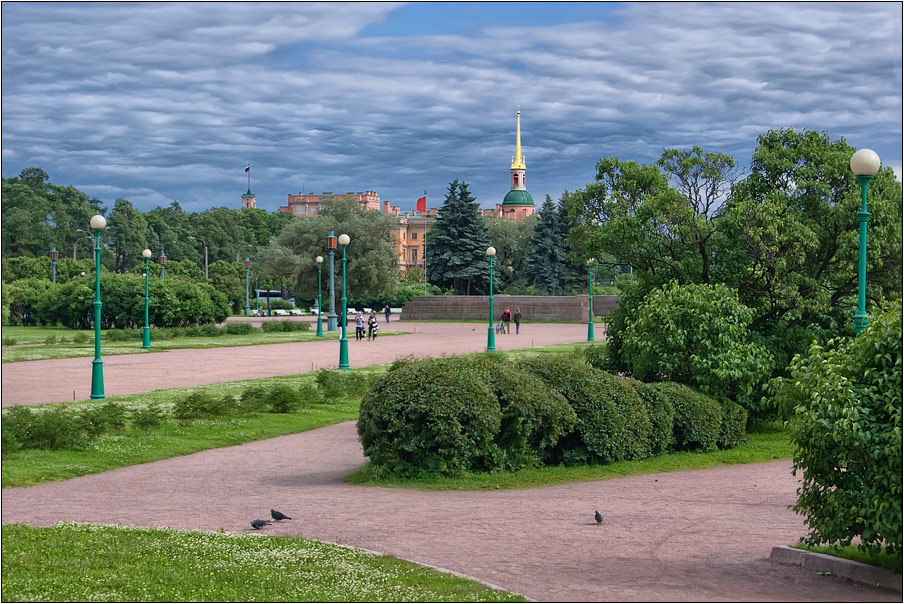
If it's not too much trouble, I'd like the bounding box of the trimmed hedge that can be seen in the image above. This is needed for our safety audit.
[358,357,501,477]
[518,356,652,465]
[358,353,748,478]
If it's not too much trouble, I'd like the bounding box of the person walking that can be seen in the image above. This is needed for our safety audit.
[513,307,523,334]
[501,308,512,334]
[355,312,365,341]
[367,311,379,340]
[383,304,391,324]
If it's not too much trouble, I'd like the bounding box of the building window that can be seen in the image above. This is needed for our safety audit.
[411,232,417,240]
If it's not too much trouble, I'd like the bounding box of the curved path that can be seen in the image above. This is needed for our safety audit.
[2,321,589,407]
[1,421,895,602]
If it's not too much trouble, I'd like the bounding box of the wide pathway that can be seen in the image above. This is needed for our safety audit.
[1,421,895,602]
[1,321,587,407]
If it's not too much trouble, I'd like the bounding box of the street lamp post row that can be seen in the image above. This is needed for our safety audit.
[338,234,351,369]
[142,248,152,349]
[49,246,59,283]
[244,257,251,316]
[315,255,324,338]
[486,246,496,352]
[587,258,595,342]
[89,214,107,399]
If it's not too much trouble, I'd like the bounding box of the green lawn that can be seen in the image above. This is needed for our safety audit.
[0,325,408,362]
[794,543,902,574]
[1,523,526,602]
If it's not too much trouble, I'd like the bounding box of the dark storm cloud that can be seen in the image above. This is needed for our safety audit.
[1,2,900,214]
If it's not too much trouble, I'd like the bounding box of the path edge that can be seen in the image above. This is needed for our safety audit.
[770,545,902,592]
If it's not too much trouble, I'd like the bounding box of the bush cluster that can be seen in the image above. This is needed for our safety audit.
[358,354,748,478]
[261,320,310,333]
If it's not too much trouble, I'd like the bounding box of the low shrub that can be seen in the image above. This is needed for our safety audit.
[71,332,89,344]
[173,392,233,422]
[261,320,310,332]
[78,402,127,438]
[297,383,325,407]
[240,384,269,413]
[316,369,347,402]
[631,380,675,456]
[642,382,722,452]
[358,357,501,477]
[44,335,57,345]
[225,323,257,335]
[519,356,652,465]
[268,385,302,413]
[105,330,130,342]
[3,405,90,450]
[2,337,18,346]
[718,400,748,449]
[129,402,167,431]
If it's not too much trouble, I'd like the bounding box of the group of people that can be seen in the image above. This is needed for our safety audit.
[355,310,381,341]
[497,307,523,334]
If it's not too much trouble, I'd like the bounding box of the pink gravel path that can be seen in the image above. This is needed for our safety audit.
[1,321,589,407]
[1,422,895,602]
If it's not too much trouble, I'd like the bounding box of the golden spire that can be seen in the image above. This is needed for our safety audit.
[510,108,526,170]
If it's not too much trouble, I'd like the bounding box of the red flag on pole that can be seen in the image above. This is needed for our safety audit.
[416,196,426,212]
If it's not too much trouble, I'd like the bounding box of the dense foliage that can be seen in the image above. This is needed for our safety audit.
[4,273,229,328]
[568,130,903,420]
[776,301,902,555]
[621,281,773,416]
[357,354,746,478]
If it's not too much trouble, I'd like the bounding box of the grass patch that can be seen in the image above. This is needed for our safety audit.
[0,371,380,488]
[345,427,795,490]
[792,543,903,574]
[1,325,409,363]
[1,523,526,602]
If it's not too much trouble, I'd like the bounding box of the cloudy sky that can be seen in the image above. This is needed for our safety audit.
[2,2,901,214]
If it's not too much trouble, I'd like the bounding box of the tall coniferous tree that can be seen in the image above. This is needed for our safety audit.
[426,179,490,295]
[525,195,572,293]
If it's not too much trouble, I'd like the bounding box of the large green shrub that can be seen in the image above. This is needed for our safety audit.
[718,399,748,449]
[357,357,502,477]
[519,356,652,465]
[630,379,675,455]
[641,382,723,452]
[777,302,902,554]
[455,356,576,471]
[1,405,91,450]
[620,281,773,417]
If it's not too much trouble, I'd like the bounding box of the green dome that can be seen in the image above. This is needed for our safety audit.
[502,189,534,206]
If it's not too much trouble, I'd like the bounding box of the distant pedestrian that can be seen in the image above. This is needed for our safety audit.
[267,304,272,317]
[367,311,379,340]
[355,312,365,341]
[383,305,391,323]
[501,308,512,334]
[513,307,522,334]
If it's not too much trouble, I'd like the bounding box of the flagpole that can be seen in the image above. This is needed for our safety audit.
[247,163,251,192]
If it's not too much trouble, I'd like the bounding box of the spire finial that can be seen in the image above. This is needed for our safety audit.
[511,108,525,170]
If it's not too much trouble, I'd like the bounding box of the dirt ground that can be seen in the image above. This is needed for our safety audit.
[1,320,899,601]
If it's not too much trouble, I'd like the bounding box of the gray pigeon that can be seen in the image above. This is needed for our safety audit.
[594,511,604,524]
[251,519,271,530]
[271,509,292,522]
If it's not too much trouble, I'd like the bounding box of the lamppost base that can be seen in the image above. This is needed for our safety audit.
[90,359,105,399]
[316,321,324,338]
[142,327,151,350]
[327,314,338,331]
[339,339,350,369]
[487,326,496,352]
[587,321,595,342]
[244,305,250,316]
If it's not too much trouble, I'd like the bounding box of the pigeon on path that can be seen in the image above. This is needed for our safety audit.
[251,519,271,530]
[594,511,604,524]
[271,509,292,522]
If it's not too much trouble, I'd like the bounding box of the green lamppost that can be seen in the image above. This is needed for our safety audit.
[141,248,152,349]
[486,246,496,352]
[587,258,595,342]
[315,255,324,338]
[89,214,106,399]
[850,148,881,335]
[243,257,251,316]
[338,234,351,369]
[49,247,59,283]
[159,251,167,280]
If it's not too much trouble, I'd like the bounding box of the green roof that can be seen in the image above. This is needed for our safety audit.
[502,189,534,206]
